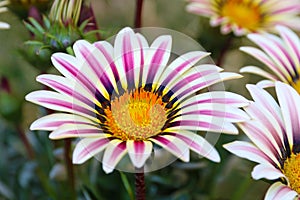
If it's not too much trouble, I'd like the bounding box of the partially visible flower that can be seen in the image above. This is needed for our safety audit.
[186,0,300,36]
[240,26,300,93]
[224,82,300,200]
[0,0,10,29]
[26,27,249,173]
[22,0,99,72]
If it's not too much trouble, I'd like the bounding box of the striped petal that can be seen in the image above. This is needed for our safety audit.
[179,103,250,122]
[238,121,282,167]
[251,164,285,180]
[114,27,141,90]
[73,40,118,95]
[102,140,127,174]
[265,182,298,200]
[127,140,153,168]
[51,52,109,99]
[30,113,96,131]
[25,91,98,121]
[142,35,172,88]
[169,115,239,134]
[49,124,103,139]
[167,130,220,162]
[158,51,210,88]
[276,81,300,149]
[36,74,95,106]
[73,136,111,164]
[224,141,273,165]
[150,135,190,162]
[240,66,278,81]
[181,91,249,107]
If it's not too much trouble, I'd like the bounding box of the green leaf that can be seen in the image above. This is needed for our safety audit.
[120,172,134,200]
[28,17,45,34]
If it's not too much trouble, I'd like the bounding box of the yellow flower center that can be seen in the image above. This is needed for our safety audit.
[283,153,300,194]
[103,89,167,141]
[291,79,300,94]
[220,0,262,31]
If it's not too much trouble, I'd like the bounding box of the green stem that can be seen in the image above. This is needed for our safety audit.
[216,35,234,66]
[64,138,76,199]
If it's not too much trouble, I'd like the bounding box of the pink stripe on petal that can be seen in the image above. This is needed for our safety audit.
[127,140,153,168]
[30,113,96,131]
[224,141,274,166]
[265,182,298,200]
[276,82,300,148]
[150,135,190,162]
[94,41,120,83]
[73,137,111,164]
[37,75,93,107]
[49,124,103,139]
[102,140,127,174]
[159,51,210,87]
[167,131,220,162]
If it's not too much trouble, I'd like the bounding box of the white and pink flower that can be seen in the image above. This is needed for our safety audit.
[26,27,249,174]
[240,26,300,93]
[0,0,9,29]
[224,82,300,200]
[186,0,300,36]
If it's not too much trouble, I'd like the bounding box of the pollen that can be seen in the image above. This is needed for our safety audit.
[103,89,167,141]
[283,153,300,194]
[220,0,262,31]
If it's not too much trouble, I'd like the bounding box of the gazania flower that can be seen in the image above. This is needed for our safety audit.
[224,82,300,200]
[0,0,10,29]
[26,27,249,174]
[186,0,300,36]
[240,26,300,93]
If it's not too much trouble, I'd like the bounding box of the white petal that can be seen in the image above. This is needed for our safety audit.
[49,124,104,139]
[30,113,96,131]
[276,82,300,149]
[127,140,153,168]
[265,182,298,200]
[150,135,190,162]
[102,140,127,174]
[223,141,272,165]
[251,164,285,180]
[73,136,111,164]
[168,130,220,162]
[114,27,141,90]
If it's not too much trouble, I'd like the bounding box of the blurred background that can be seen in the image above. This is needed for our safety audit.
[0,0,270,199]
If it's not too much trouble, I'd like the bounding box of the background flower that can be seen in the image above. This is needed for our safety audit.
[26,27,249,174]
[186,0,300,36]
[0,0,10,29]
[240,26,300,93]
[224,82,300,200]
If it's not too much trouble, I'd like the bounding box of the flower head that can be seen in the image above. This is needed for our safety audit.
[224,82,300,200]
[26,27,249,173]
[240,26,300,94]
[0,0,10,29]
[186,0,300,36]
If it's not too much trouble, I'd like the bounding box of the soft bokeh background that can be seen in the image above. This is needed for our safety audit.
[0,0,271,199]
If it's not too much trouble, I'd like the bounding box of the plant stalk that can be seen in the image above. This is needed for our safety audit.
[134,0,144,28]
[135,168,146,200]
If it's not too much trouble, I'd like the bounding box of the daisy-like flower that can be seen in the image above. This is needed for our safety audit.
[186,0,300,36]
[0,0,10,29]
[26,27,249,174]
[240,26,300,93]
[224,82,300,200]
